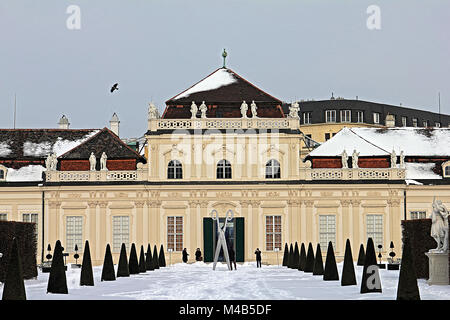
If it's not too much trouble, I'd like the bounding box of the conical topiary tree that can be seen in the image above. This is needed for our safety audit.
[80,240,94,286]
[341,239,356,286]
[152,244,160,269]
[324,241,339,281]
[282,243,289,267]
[287,244,294,268]
[293,242,300,269]
[298,243,306,271]
[357,244,365,266]
[396,237,420,300]
[159,244,166,267]
[101,244,116,281]
[47,240,68,294]
[145,244,154,271]
[312,243,324,275]
[360,238,382,294]
[117,243,130,277]
[129,243,140,274]
[138,245,147,273]
[304,243,315,273]
[2,238,26,300]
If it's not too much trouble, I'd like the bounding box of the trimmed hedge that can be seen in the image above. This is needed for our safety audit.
[0,221,37,282]
[400,219,435,279]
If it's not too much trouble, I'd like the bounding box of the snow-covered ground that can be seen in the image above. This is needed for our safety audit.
[7,262,450,300]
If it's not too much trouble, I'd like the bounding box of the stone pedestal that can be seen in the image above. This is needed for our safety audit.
[425,251,449,285]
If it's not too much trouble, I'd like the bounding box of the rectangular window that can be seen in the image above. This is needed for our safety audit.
[445,166,450,177]
[340,110,351,122]
[412,118,418,127]
[325,133,331,141]
[303,112,312,124]
[410,211,427,220]
[325,110,336,123]
[23,213,38,238]
[423,120,428,127]
[401,116,407,127]
[112,216,129,252]
[319,215,336,250]
[356,111,364,123]
[167,216,183,252]
[373,112,380,124]
[265,215,282,251]
[0,169,5,180]
[66,216,83,253]
[366,214,383,248]
[0,213,7,221]
[435,122,441,128]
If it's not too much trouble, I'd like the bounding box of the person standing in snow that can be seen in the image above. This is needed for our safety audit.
[254,248,262,268]
[228,246,237,270]
[182,248,189,263]
[195,248,202,261]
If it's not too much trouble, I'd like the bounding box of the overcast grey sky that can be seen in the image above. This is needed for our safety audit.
[0,0,449,138]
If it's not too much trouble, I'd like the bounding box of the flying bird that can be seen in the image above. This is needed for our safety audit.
[110,83,119,93]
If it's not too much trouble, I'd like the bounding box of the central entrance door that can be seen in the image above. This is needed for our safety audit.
[203,217,244,262]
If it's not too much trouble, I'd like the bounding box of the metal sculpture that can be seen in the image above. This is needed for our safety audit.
[211,209,234,270]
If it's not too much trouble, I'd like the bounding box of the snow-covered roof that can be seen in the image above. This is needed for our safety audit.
[0,142,12,157]
[173,68,238,100]
[308,127,450,157]
[5,165,45,182]
[404,162,442,180]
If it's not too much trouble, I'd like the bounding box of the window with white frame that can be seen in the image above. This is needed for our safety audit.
[167,160,182,179]
[167,216,183,252]
[265,159,281,179]
[325,110,336,123]
[0,213,7,221]
[366,214,383,247]
[319,215,336,250]
[266,215,282,251]
[23,213,38,238]
[401,116,407,127]
[373,112,380,124]
[66,216,83,253]
[112,216,129,252]
[410,211,426,220]
[435,122,441,128]
[340,110,351,123]
[356,111,364,123]
[443,162,450,178]
[423,120,428,127]
[303,112,312,124]
[412,118,418,127]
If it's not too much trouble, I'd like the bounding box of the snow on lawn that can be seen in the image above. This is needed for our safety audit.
[13,262,450,300]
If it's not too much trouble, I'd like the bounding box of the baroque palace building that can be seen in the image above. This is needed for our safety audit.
[0,64,449,266]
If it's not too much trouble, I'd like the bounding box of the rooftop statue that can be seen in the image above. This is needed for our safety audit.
[89,152,96,171]
[100,152,108,171]
[251,100,258,118]
[289,101,300,119]
[190,101,198,119]
[399,150,405,168]
[199,101,207,119]
[430,198,449,253]
[352,150,359,168]
[240,101,248,118]
[390,149,397,168]
[341,150,348,169]
[148,103,158,119]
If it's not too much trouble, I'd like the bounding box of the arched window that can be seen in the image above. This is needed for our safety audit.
[217,160,231,179]
[266,159,281,179]
[167,160,182,179]
[443,161,450,178]
[0,169,4,180]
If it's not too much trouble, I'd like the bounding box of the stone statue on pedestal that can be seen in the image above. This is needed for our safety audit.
[399,151,405,168]
[100,152,108,171]
[89,152,96,171]
[190,101,198,119]
[148,103,158,119]
[50,153,58,171]
[199,101,207,119]
[240,101,248,118]
[352,150,359,168]
[390,149,397,168]
[430,198,449,253]
[251,100,258,118]
[341,150,348,169]
[289,101,300,119]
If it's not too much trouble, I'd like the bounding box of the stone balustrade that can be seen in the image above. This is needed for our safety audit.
[300,167,406,181]
[45,169,147,183]
[148,117,299,132]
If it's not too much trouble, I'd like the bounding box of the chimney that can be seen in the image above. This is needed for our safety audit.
[110,113,120,137]
[58,115,70,129]
[385,113,395,127]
